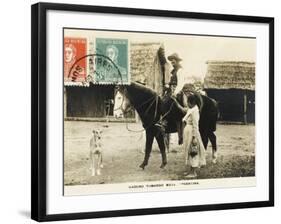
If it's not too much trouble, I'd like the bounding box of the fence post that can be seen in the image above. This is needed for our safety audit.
[243,92,247,124]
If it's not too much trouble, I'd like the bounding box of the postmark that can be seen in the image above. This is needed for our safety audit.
[67,53,125,86]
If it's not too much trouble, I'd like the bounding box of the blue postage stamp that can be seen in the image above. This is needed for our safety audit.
[95,38,129,84]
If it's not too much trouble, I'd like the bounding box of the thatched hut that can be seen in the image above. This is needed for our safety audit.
[204,61,255,123]
[64,42,168,120]
[130,42,169,95]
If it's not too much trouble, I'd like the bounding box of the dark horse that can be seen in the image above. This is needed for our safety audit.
[117,82,171,169]
[116,82,218,169]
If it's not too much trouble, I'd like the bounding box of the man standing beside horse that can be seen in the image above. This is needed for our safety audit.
[163,52,218,163]
[175,83,218,164]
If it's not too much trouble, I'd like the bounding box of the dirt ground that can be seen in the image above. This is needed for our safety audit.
[64,121,255,185]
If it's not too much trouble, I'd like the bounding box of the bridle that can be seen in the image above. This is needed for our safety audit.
[115,88,157,115]
[117,88,175,133]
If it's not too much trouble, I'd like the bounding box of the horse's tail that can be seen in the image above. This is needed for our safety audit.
[200,96,219,132]
[211,98,220,120]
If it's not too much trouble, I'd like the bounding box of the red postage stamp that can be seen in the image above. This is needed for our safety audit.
[64,37,87,82]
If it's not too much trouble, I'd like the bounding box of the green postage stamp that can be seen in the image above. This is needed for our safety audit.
[95,38,129,84]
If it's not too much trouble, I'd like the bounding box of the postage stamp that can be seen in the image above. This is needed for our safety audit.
[64,37,87,82]
[95,38,129,84]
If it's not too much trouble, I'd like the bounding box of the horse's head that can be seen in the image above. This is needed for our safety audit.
[113,86,132,118]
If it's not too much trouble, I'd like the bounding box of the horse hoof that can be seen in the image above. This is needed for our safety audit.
[160,162,167,169]
[139,164,146,170]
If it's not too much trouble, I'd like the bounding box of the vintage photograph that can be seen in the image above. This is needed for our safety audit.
[63,28,256,195]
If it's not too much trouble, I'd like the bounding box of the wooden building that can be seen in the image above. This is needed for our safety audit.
[64,42,168,120]
[204,61,255,124]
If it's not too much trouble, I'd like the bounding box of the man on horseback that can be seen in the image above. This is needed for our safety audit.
[159,53,187,149]
[167,53,186,95]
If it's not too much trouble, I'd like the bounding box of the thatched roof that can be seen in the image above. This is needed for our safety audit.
[204,61,255,90]
[130,42,166,94]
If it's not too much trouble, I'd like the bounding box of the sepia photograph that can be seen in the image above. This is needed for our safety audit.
[63,28,256,196]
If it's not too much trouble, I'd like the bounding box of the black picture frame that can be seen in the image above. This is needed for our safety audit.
[31,2,274,222]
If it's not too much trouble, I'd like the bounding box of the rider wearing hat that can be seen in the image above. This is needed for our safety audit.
[167,53,186,95]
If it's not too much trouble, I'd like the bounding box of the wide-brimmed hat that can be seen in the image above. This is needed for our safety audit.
[182,83,195,92]
[167,53,182,61]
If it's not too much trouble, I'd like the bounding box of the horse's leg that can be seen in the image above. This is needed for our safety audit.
[164,133,170,153]
[139,129,154,170]
[155,131,167,168]
[209,131,217,163]
[200,129,209,150]
[176,121,183,145]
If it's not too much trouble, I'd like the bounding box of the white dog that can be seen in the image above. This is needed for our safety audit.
[89,129,103,176]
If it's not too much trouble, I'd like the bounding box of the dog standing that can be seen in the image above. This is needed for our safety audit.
[90,129,103,176]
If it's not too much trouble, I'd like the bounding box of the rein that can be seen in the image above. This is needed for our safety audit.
[114,87,175,133]
[124,94,158,133]
[113,89,156,112]
[125,94,175,133]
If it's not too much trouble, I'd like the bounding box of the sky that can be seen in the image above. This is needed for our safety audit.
[164,35,256,79]
[65,29,256,80]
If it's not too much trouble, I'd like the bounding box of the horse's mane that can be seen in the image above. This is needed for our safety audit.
[125,82,157,102]
[124,82,160,129]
